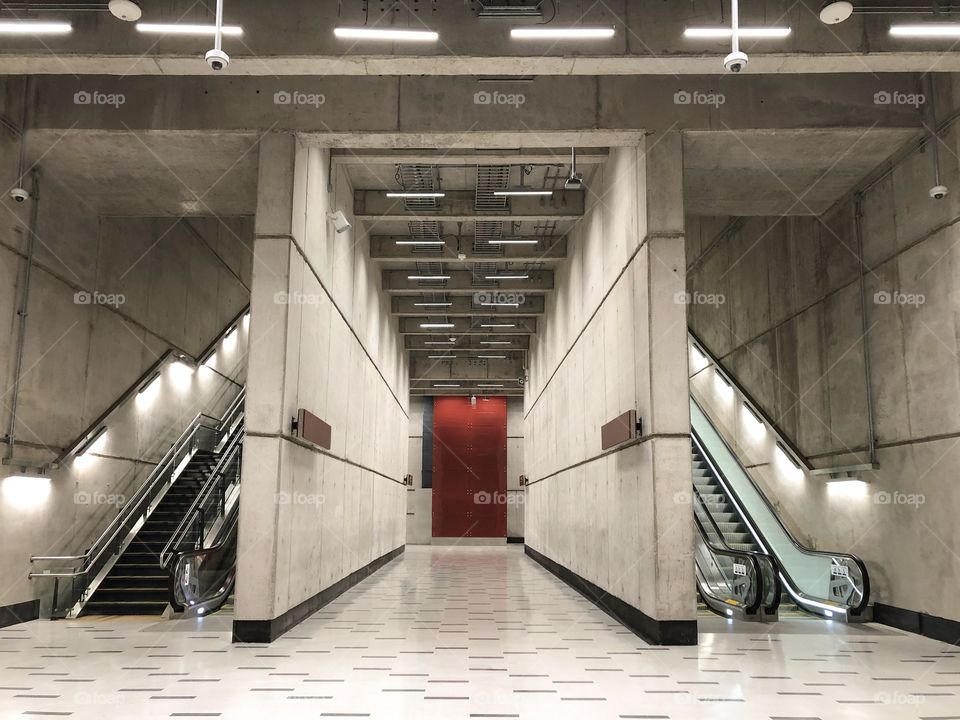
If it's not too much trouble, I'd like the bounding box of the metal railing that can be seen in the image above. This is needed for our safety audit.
[29,391,245,618]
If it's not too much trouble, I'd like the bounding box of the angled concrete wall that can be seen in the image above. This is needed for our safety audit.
[523,138,696,643]
[234,134,407,640]
[686,114,960,625]
[0,129,251,613]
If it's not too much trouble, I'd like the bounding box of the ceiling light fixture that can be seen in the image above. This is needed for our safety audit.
[485,274,529,280]
[478,384,504,388]
[493,189,553,196]
[428,355,457,359]
[420,323,455,329]
[683,27,791,38]
[481,323,516,328]
[334,27,439,41]
[136,23,243,35]
[395,240,445,245]
[478,354,507,359]
[434,384,461,388]
[511,27,615,39]
[408,275,451,280]
[481,340,512,345]
[487,238,538,245]
[890,23,960,37]
[480,301,520,307]
[414,302,453,306]
[386,192,446,198]
[0,21,72,34]
[818,1,854,24]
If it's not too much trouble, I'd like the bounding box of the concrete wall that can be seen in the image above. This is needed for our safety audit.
[406,396,524,545]
[235,134,407,629]
[523,139,696,629]
[686,117,960,623]
[0,128,252,610]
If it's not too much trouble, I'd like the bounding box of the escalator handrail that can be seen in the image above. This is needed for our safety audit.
[691,398,870,616]
[169,506,239,614]
[692,507,764,615]
[691,463,783,611]
[158,416,244,569]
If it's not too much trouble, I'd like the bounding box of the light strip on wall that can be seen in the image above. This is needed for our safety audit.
[511,27,615,39]
[890,24,960,37]
[136,23,244,35]
[683,27,791,38]
[334,27,439,41]
[0,21,72,34]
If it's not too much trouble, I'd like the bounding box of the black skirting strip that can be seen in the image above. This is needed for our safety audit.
[506,536,525,544]
[232,545,405,643]
[525,545,697,646]
[874,602,960,646]
[0,598,40,629]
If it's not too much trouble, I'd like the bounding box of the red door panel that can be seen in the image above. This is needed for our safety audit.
[432,396,507,538]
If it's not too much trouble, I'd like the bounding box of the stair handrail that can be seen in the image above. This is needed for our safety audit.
[158,411,244,569]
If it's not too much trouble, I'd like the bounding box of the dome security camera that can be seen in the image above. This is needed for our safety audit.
[205,48,230,71]
[724,50,748,73]
[108,0,142,21]
[929,185,948,200]
[819,1,853,24]
[10,187,29,203]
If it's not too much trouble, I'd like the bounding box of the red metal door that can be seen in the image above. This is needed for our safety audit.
[432,396,507,538]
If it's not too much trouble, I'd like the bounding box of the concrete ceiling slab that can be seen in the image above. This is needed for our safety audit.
[26,130,258,217]
[683,128,918,216]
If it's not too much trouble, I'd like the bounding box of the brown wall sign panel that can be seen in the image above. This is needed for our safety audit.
[601,409,638,450]
[295,408,332,450]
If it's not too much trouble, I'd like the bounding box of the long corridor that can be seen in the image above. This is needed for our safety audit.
[2,546,957,719]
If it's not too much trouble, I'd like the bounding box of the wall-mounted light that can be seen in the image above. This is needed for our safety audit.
[328,209,352,234]
[743,402,764,426]
[334,27,439,41]
[826,479,870,497]
[75,426,108,458]
[2,474,52,508]
[714,368,732,387]
[0,21,72,34]
[138,371,161,395]
[776,441,802,471]
[511,26,615,39]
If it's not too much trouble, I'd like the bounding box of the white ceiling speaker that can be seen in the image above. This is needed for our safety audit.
[108,0,142,22]
[819,1,854,24]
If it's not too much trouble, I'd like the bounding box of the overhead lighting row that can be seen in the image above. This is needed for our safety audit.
[4,18,960,39]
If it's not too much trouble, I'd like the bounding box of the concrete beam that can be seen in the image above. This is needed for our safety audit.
[383,269,553,294]
[370,235,566,263]
[405,334,530,351]
[22,75,925,135]
[354,190,584,221]
[399,317,537,335]
[411,388,524,397]
[411,356,524,380]
[392,295,545,316]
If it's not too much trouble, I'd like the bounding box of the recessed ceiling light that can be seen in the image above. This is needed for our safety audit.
[0,20,72,34]
[511,27,615,39]
[683,27,791,38]
[136,23,243,35]
[335,27,439,41]
[890,24,960,37]
[108,0,142,21]
[493,189,553,196]
[386,192,446,198]
[819,1,853,24]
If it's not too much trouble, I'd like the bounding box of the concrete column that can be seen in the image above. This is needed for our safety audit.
[523,135,695,645]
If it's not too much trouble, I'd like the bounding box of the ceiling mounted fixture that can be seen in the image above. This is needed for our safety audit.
[334,27,439,41]
[493,189,553,196]
[511,26,615,39]
[890,23,960,37]
[408,275,451,281]
[428,355,457,359]
[414,302,452,306]
[478,354,507,359]
[565,147,584,190]
[386,192,446,198]
[434,384,461,388]
[818,1,854,24]
[481,323,516,328]
[724,0,748,72]
[108,0,141,21]
[481,340,512,345]
[487,237,538,245]
[136,23,243,35]
[477,1,544,19]
[485,274,529,280]
[0,20,71,34]
[683,27,791,38]
[396,239,445,245]
[420,323,455,329]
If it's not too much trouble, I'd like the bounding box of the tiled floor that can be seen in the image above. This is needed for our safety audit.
[2,545,958,719]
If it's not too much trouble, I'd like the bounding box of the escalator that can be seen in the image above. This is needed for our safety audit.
[691,397,870,622]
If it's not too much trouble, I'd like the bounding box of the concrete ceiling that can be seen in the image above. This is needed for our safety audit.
[26,130,258,216]
[683,128,919,216]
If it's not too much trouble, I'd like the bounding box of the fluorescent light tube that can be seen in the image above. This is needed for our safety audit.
[890,24,960,37]
[485,274,529,280]
[0,21,72,34]
[420,323,455,329]
[493,189,553,196]
[395,240,445,245]
[335,27,438,41]
[408,275,450,280]
[137,23,243,35]
[487,238,539,245]
[414,302,452,306]
[386,192,446,198]
[511,27,615,39]
[481,323,516,328]
[683,27,791,38]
